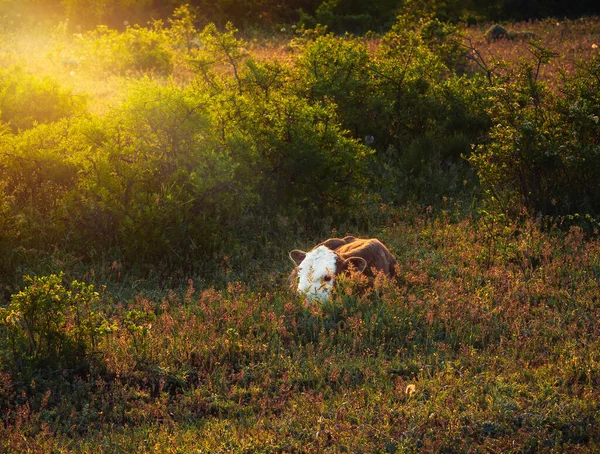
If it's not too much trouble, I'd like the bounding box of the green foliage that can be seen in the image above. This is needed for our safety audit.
[123,307,157,362]
[220,90,370,221]
[484,23,508,41]
[0,66,86,131]
[193,21,248,90]
[193,23,373,228]
[167,3,200,52]
[73,21,174,75]
[470,47,600,221]
[0,120,84,251]
[0,12,487,282]
[0,22,375,274]
[554,55,600,214]
[2,11,595,289]
[290,17,487,207]
[293,33,372,136]
[292,18,488,203]
[299,0,399,33]
[71,80,239,265]
[0,273,108,370]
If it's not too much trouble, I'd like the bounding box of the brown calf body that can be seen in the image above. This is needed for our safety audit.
[322,236,397,277]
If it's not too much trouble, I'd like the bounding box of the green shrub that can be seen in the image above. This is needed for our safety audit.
[0,273,109,371]
[0,120,85,250]
[70,80,239,266]
[194,23,373,230]
[369,18,488,202]
[219,88,371,226]
[298,0,402,33]
[167,4,200,53]
[293,33,372,137]
[0,14,494,280]
[0,66,86,131]
[553,55,600,216]
[470,48,600,221]
[74,21,174,76]
[290,18,488,206]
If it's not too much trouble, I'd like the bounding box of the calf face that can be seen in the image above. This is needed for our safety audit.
[289,237,394,301]
[290,246,339,301]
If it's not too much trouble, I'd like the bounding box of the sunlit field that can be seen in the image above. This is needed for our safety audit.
[2,15,600,107]
[1,3,600,452]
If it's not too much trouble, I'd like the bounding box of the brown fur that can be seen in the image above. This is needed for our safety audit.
[333,238,397,278]
[317,235,357,250]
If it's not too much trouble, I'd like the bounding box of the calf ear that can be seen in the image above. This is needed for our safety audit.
[345,257,367,273]
[289,250,307,266]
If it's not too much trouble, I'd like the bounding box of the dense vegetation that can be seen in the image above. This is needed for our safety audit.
[2,0,600,31]
[0,2,599,452]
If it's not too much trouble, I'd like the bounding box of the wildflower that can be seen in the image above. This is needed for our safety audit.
[364,135,375,145]
[280,27,286,32]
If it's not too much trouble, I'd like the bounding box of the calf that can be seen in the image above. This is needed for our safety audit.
[289,236,397,301]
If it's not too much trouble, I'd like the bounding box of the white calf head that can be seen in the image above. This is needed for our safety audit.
[289,245,367,302]
[290,246,338,301]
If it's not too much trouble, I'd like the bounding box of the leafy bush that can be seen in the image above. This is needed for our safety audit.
[73,21,174,76]
[470,48,600,221]
[0,14,493,281]
[70,80,239,266]
[299,0,399,33]
[193,23,373,230]
[220,89,371,226]
[0,22,375,278]
[167,4,200,53]
[0,66,86,131]
[293,33,372,138]
[553,55,600,215]
[0,273,109,371]
[291,18,488,203]
[0,120,84,251]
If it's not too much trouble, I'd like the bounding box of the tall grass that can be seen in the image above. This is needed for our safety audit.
[1,212,599,452]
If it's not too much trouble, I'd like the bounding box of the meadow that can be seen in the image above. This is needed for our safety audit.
[0,5,600,452]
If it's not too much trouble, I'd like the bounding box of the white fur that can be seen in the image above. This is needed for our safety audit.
[296,245,338,301]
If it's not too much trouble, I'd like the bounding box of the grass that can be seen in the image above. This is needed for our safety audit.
[1,209,599,452]
[463,17,600,90]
